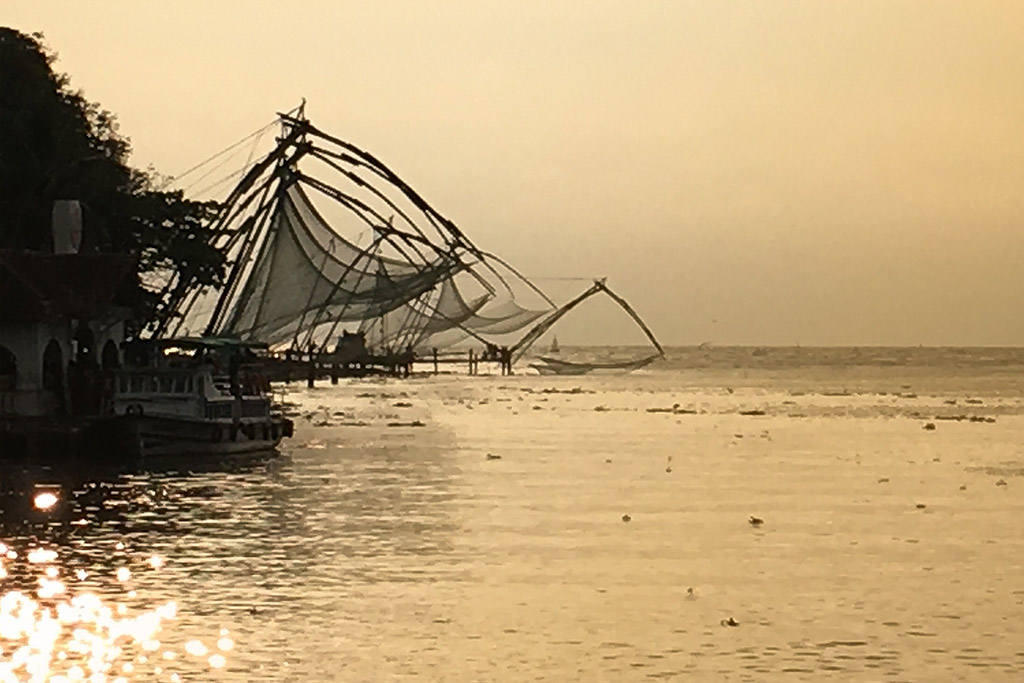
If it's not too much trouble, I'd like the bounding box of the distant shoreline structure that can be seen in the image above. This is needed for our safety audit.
[536,343,1024,350]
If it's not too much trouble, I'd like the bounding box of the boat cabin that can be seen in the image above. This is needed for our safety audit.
[115,338,273,421]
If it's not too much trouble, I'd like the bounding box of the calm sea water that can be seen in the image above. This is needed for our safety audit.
[3,346,1024,681]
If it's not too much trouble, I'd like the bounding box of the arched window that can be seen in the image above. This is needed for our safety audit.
[0,344,16,392]
[42,339,65,414]
[101,340,121,370]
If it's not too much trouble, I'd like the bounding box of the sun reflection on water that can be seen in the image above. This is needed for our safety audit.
[1,541,233,682]
[30,493,58,512]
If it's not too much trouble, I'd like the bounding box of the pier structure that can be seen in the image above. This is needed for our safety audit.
[269,346,515,387]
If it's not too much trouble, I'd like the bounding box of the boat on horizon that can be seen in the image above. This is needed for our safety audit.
[512,279,665,375]
[528,354,660,376]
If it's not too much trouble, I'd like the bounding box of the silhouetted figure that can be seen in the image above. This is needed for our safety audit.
[99,368,115,415]
[306,343,317,388]
[67,359,83,414]
[228,353,241,397]
[81,362,101,414]
[0,350,16,413]
[403,345,414,377]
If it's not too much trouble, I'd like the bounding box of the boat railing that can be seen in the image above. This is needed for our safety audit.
[115,368,199,397]
[202,398,269,420]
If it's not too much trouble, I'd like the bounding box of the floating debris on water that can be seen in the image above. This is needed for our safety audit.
[933,415,996,423]
[923,422,936,430]
[749,516,764,527]
[720,617,739,627]
[647,403,697,414]
[486,453,502,461]
[621,514,632,523]
[537,387,594,395]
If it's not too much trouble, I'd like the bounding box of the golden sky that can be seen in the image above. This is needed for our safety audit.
[7,1,1024,345]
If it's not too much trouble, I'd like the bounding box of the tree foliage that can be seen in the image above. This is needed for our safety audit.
[0,28,226,330]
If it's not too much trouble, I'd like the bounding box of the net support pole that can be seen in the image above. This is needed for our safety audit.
[597,282,665,358]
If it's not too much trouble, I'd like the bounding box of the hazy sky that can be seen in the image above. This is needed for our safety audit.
[7,1,1024,346]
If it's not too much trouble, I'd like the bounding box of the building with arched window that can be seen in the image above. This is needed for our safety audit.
[0,249,134,418]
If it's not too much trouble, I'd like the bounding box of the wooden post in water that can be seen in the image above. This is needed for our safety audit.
[433,348,439,375]
[468,349,474,375]
[306,352,315,388]
[330,361,338,385]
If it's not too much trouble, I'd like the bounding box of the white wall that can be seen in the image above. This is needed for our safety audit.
[0,315,124,416]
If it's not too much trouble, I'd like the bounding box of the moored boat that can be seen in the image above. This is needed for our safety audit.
[529,354,658,376]
[99,337,293,457]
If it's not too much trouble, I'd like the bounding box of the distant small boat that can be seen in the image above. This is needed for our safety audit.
[529,355,659,376]
[509,279,665,375]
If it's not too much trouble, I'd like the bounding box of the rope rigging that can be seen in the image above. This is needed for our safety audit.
[509,279,665,373]
[151,103,661,367]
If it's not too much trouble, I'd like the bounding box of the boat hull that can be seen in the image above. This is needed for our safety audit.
[91,414,293,458]
[529,362,591,376]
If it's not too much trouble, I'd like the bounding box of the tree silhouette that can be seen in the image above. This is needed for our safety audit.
[0,28,225,330]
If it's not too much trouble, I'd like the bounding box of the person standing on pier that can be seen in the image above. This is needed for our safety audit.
[499,346,513,375]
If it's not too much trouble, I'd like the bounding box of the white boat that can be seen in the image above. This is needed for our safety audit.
[102,338,292,457]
